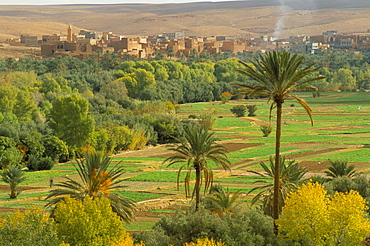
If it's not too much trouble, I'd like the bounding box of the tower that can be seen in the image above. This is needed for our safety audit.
[67,24,72,42]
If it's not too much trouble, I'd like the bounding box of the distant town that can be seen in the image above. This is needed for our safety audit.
[2,24,370,60]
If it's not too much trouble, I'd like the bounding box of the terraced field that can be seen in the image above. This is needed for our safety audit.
[1,91,370,231]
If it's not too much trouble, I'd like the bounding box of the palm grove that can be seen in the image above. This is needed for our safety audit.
[1,49,370,245]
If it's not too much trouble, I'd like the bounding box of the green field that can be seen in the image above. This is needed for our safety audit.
[1,92,370,230]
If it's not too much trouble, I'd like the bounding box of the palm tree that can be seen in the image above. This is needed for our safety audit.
[247,156,307,217]
[324,160,357,179]
[164,126,230,211]
[232,50,324,225]
[1,165,27,198]
[204,185,242,216]
[45,151,136,223]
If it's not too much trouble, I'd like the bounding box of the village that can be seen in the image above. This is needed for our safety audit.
[2,24,370,60]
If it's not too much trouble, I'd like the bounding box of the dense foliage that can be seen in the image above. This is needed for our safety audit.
[54,196,124,246]
[134,207,276,246]
[0,50,369,169]
[0,208,61,246]
[276,181,370,245]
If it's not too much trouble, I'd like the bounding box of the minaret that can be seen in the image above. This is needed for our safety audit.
[67,24,72,42]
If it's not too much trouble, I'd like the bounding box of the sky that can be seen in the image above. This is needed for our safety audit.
[0,0,241,5]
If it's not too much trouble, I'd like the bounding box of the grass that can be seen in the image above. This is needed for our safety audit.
[309,148,370,162]
[228,146,296,161]
[126,171,196,183]
[0,170,73,186]
[215,176,273,183]
[125,221,156,231]
[113,191,170,202]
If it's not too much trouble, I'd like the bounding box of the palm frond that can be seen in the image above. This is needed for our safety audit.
[45,151,136,223]
[162,126,230,209]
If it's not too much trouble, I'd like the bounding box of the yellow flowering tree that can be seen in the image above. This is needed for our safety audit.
[54,196,124,246]
[328,190,370,245]
[0,208,61,246]
[184,238,225,246]
[110,232,145,246]
[276,181,370,246]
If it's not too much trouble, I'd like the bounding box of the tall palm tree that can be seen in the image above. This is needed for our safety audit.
[1,165,27,198]
[324,160,357,179]
[45,151,135,223]
[164,126,230,211]
[247,156,307,217]
[232,50,324,226]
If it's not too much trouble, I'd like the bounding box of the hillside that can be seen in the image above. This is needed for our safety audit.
[0,0,369,41]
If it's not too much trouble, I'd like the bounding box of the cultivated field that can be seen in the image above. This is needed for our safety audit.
[1,91,370,231]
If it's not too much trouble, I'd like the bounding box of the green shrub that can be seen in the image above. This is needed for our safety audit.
[230,105,246,117]
[41,136,68,162]
[0,137,22,169]
[134,207,276,246]
[260,125,272,137]
[21,137,45,162]
[37,156,55,170]
[26,155,54,171]
[0,147,23,169]
[0,136,16,150]
[26,153,40,171]
[145,114,183,144]
[326,175,370,199]
[246,104,257,116]
[198,110,217,130]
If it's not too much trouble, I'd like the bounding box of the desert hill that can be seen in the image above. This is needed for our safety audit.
[0,0,369,41]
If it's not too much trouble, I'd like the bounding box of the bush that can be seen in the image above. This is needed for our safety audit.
[0,136,16,150]
[146,114,183,144]
[21,137,45,157]
[246,104,257,116]
[220,92,232,104]
[198,110,217,130]
[260,125,272,137]
[54,196,124,246]
[110,233,145,246]
[184,238,225,246]
[134,207,276,246]
[0,208,61,246]
[326,175,370,199]
[37,156,55,170]
[26,155,54,171]
[0,147,23,169]
[230,105,246,117]
[41,136,69,162]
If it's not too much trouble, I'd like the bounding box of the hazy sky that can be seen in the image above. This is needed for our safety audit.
[0,0,241,5]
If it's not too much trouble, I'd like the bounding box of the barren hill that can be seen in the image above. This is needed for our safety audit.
[0,0,369,41]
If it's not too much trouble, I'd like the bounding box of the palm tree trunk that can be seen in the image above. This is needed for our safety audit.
[273,101,283,235]
[10,185,17,199]
[195,165,201,212]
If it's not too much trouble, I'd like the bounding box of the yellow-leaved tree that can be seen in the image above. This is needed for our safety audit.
[184,238,225,246]
[54,196,124,246]
[276,181,370,246]
[110,232,145,246]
